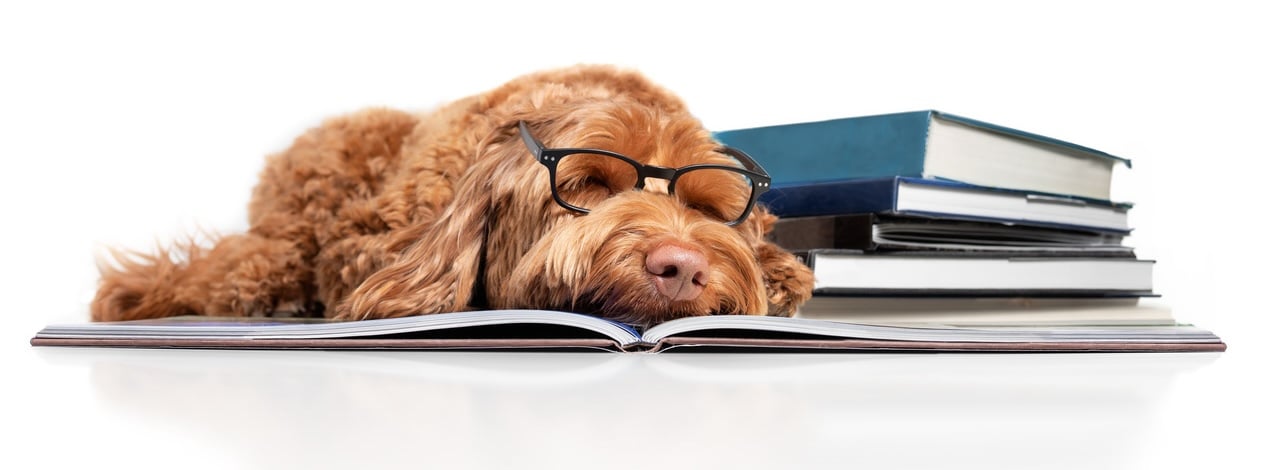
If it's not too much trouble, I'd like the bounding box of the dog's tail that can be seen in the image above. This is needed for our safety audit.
[90,233,314,321]
[91,239,204,322]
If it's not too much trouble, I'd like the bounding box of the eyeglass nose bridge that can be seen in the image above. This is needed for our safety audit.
[633,164,679,191]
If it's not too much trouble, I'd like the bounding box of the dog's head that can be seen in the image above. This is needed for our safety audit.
[344,67,813,326]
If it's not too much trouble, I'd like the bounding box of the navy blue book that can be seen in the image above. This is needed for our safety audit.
[760,176,1133,234]
[714,110,1131,201]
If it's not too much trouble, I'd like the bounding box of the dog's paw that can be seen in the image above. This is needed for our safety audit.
[756,244,815,317]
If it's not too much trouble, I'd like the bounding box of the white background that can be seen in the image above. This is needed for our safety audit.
[2,1,1280,469]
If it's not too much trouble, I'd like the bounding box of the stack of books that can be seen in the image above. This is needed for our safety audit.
[715,110,1175,328]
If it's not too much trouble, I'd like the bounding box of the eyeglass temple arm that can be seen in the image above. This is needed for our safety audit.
[718,146,771,179]
[518,121,546,157]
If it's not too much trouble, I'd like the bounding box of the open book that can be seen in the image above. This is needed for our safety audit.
[30,310,1226,353]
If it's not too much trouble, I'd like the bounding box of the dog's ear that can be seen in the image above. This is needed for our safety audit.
[746,206,815,317]
[334,189,491,320]
[332,126,522,320]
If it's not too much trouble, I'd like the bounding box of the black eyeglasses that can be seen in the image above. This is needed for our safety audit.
[519,121,771,226]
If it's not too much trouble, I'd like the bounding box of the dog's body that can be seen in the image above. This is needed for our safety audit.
[92,65,814,326]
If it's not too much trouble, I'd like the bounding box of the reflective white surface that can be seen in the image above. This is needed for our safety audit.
[9,346,1265,469]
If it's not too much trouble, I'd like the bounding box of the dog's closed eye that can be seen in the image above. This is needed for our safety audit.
[553,154,635,209]
[674,170,753,222]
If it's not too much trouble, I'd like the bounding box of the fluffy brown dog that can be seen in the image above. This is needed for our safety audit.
[91,65,814,327]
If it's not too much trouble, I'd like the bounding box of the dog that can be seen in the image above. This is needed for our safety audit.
[91,65,814,327]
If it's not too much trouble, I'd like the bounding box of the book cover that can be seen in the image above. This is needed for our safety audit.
[760,176,1133,233]
[713,110,1130,201]
[804,249,1155,296]
[29,310,1225,353]
[795,296,1174,326]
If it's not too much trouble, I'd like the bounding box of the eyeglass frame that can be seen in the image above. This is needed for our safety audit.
[518,121,771,226]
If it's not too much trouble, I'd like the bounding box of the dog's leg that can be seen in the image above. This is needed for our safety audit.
[91,234,315,321]
[311,233,407,311]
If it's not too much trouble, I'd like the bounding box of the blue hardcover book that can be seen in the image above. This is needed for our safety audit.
[760,176,1133,234]
[714,110,1131,201]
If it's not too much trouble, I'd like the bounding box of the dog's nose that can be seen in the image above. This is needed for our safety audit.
[645,243,709,302]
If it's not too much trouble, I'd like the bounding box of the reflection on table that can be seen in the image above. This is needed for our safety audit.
[36,348,1219,469]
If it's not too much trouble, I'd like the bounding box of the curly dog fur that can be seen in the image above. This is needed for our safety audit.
[91,65,814,326]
